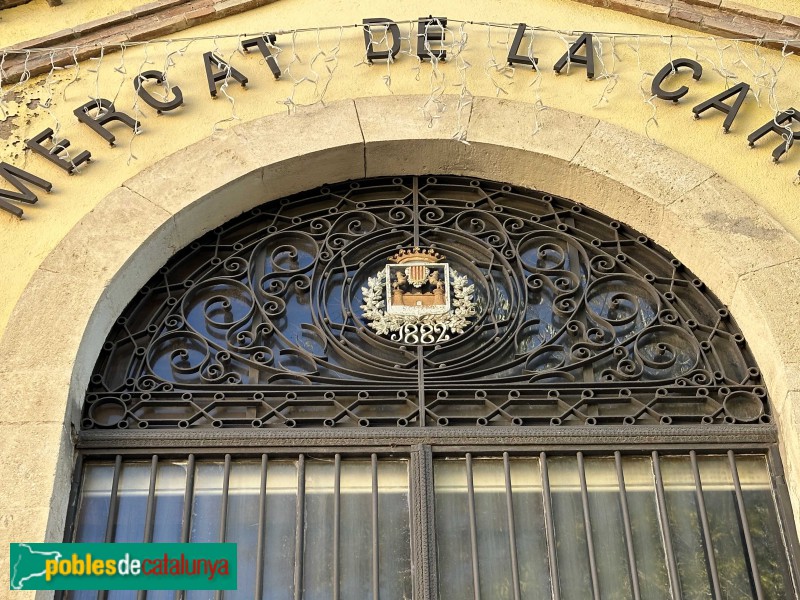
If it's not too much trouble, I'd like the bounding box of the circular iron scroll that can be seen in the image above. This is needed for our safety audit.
[83,175,769,429]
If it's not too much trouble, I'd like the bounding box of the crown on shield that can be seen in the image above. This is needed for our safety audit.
[390,247,446,264]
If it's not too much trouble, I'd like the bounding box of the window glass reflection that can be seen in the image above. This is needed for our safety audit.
[434,453,793,600]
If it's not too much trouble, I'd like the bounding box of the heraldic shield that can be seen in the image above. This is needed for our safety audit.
[361,247,477,344]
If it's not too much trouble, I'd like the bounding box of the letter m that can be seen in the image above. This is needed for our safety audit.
[0,162,52,218]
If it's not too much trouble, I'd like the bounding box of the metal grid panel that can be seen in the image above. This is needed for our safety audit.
[432,450,799,600]
[83,176,768,430]
[61,448,800,600]
[64,452,411,600]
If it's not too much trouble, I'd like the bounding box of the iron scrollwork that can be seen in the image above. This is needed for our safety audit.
[84,175,770,429]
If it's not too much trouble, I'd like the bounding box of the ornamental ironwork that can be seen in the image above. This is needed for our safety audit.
[360,247,476,343]
[83,175,770,429]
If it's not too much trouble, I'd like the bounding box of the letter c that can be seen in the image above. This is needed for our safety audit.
[651,58,703,102]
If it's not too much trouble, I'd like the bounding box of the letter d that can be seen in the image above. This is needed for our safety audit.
[118,553,130,576]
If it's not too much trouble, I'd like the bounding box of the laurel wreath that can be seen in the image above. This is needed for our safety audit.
[360,268,477,336]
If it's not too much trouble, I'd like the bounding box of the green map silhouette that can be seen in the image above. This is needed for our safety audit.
[10,544,63,590]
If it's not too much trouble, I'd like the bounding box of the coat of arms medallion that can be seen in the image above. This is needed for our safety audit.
[361,247,477,344]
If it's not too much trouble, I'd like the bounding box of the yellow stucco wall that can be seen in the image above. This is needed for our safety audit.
[1,0,799,341]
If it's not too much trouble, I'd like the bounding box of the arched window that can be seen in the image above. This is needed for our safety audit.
[66,175,799,599]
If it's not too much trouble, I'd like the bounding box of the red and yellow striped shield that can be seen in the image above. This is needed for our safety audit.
[406,264,429,287]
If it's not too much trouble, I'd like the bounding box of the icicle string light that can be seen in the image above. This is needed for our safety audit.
[110,44,128,108]
[451,21,472,143]
[61,48,81,102]
[524,26,547,136]
[0,17,796,180]
[127,41,152,163]
[418,18,447,127]
[631,37,659,139]
[593,35,619,108]
[5,17,798,54]
[484,23,515,97]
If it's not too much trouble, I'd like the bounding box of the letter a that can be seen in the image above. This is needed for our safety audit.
[553,33,594,79]
[203,52,248,98]
[692,82,750,133]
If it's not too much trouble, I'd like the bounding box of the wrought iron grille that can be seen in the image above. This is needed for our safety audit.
[83,175,770,430]
[63,448,799,600]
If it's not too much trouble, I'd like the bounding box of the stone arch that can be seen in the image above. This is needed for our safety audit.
[1,95,798,545]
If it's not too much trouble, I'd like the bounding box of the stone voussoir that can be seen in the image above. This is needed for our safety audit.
[669,7,703,24]
[720,0,784,23]
[682,0,721,7]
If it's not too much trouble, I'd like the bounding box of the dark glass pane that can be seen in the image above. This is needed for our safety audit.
[472,459,513,600]
[548,457,592,600]
[584,457,632,599]
[261,461,297,600]
[187,461,224,600]
[697,455,754,598]
[303,461,335,600]
[622,457,669,600]
[74,464,114,543]
[435,459,474,600]
[377,461,412,600]
[147,461,186,600]
[151,461,186,543]
[736,455,793,599]
[225,461,261,600]
[107,463,150,600]
[340,461,372,599]
[508,458,550,600]
[661,456,712,600]
[112,462,150,543]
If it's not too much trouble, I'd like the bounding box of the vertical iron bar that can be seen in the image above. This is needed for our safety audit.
[137,455,159,600]
[372,453,380,600]
[99,455,123,600]
[652,451,682,600]
[103,455,123,543]
[180,455,196,543]
[255,454,268,600]
[503,452,521,600]
[411,444,436,600]
[767,446,800,597]
[465,453,481,600]
[412,176,425,427]
[219,453,232,542]
[577,452,600,600]
[412,175,420,246]
[176,454,195,600]
[728,450,765,599]
[215,454,232,600]
[61,453,84,543]
[142,455,159,543]
[540,452,560,600]
[689,451,721,599]
[614,451,641,600]
[294,454,306,600]
[333,454,341,600]
[417,346,426,427]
